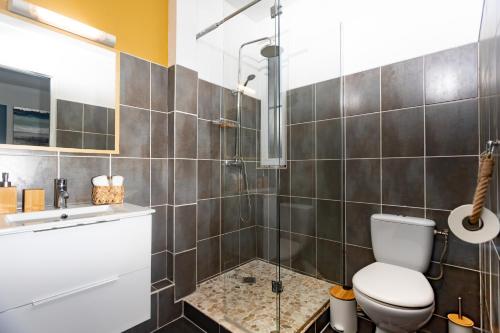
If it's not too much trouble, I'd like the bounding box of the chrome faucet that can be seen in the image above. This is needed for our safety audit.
[54,178,69,209]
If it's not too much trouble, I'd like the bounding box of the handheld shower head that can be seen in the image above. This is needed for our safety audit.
[243,74,256,87]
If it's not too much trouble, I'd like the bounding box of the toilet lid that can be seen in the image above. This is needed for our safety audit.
[352,262,434,308]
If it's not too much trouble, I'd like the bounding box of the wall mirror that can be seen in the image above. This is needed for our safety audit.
[0,11,118,153]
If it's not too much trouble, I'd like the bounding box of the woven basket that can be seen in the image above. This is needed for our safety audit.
[92,186,124,205]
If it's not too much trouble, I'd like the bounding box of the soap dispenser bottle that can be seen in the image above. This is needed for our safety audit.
[0,173,17,213]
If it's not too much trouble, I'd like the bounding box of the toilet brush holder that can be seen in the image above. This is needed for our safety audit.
[329,285,357,333]
[448,297,474,333]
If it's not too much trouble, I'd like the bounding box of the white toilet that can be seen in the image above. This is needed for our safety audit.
[352,214,436,333]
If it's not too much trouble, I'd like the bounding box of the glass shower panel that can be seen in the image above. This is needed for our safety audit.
[199,0,283,332]
[196,0,342,331]
[278,0,344,331]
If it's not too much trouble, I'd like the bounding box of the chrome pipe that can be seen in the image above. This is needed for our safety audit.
[196,0,263,39]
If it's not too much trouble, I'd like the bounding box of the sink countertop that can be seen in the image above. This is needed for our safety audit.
[0,203,155,236]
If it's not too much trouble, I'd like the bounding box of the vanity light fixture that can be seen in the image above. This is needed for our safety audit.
[7,0,116,47]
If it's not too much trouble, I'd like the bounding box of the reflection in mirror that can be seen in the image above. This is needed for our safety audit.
[0,12,117,152]
[0,66,50,146]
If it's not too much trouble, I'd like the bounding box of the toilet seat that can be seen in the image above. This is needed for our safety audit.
[352,262,434,309]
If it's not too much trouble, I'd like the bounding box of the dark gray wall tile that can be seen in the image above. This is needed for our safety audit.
[222,87,237,121]
[151,111,168,158]
[290,197,316,236]
[57,130,82,149]
[198,160,220,199]
[152,206,167,253]
[198,119,220,160]
[119,105,150,157]
[382,158,424,207]
[151,63,168,112]
[346,202,380,248]
[222,196,240,233]
[316,119,342,159]
[241,128,256,160]
[426,99,479,156]
[290,123,314,160]
[344,68,380,116]
[83,133,107,150]
[57,100,83,131]
[382,107,424,157]
[151,159,168,206]
[269,230,291,268]
[426,157,477,210]
[60,156,108,204]
[317,199,342,241]
[173,65,198,114]
[174,204,196,252]
[317,239,342,283]
[197,236,221,282]
[289,85,314,124]
[241,95,258,129]
[121,53,150,109]
[174,159,197,205]
[315,78,341,120]
[317,160,342,200]
[346,159,380,203]
[291,233,316,276]
[174,112,197,159]
[197,198,220,240]
[151,251,167,283]
[425,43,478,104]
[221,231,239,271]
[84,104,108,134]
[381,57,423,110]
[222,162,239,196]
[112,158,150,206]
[222,127,236,160]
[240,227,256,263]
[174,249,197,300]
[198,79,221,120]
[291,160,315,197]
[108,109,115,135]
[158,286,182,326]
[346,113,380,158]
[256,226,269,260]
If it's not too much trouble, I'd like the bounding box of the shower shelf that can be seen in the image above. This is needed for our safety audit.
[212,118,238,128]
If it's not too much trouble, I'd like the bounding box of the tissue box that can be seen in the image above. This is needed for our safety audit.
[92,186,124,205]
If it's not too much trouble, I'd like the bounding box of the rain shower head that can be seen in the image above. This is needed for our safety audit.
[243,74,256,87]
[260,44,281,58]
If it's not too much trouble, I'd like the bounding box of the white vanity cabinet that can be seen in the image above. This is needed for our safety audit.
[0,205,153,333]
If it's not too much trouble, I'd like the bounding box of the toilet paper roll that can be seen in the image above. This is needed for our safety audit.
[448,204,500,244]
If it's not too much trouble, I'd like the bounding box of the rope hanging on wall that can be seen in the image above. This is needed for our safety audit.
[448,140,500,244]
[469,153,495,226]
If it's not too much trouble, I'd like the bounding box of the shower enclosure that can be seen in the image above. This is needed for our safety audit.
[194,1,342,331]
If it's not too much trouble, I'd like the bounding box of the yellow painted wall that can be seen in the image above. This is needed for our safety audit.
[1,0,168,66]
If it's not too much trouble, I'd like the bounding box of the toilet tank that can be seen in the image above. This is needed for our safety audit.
[371,214,436,272]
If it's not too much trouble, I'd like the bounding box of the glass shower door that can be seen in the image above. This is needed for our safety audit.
[216,0,284,331]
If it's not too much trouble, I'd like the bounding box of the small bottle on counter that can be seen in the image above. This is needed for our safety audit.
[0,173,17,213]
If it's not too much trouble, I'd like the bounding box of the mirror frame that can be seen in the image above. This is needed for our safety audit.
[0,8,120,155]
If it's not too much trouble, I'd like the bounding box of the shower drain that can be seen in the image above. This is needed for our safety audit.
[242,276,256,284]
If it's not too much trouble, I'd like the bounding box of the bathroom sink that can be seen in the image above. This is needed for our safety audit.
[5,205,114,225]
[0,203,154,235]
